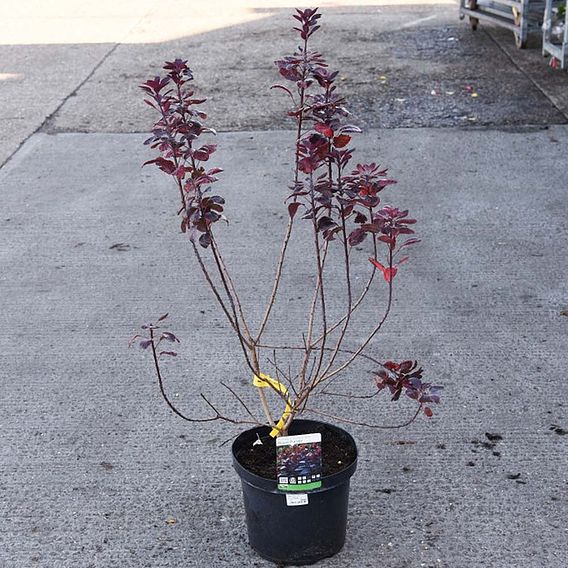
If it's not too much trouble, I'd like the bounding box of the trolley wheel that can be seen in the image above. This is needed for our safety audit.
[469,16,479,31]
[514,32,527,49]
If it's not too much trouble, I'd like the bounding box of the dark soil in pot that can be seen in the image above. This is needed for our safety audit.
[234,421,357,479]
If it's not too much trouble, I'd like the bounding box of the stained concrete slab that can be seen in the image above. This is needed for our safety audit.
[486,26,568,119]
[1,128,567,567]
[48,4,567,134]
[3,1,568,170]
[0,0,162,167]
[0,43,113,167]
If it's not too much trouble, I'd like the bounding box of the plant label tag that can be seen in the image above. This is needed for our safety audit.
[276,432,322,491]
[285,493,309,507]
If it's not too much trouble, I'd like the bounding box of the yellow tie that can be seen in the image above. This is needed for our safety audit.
[252,372,292,437]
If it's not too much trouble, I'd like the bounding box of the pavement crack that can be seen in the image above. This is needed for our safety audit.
[0,42,122,171]
[40,42,121,135]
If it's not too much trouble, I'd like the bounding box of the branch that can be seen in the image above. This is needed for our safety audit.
[266,350,299,398]
[210,234,253,342]
[191,241,240,337]
[304,404,423,429]
[256,342,383,368]
[321,388,381,399]
[220,381,263,425]
[312,231,378,346]
[298,235,329,390]
[196,235,277,427]
[148,328,229,424]
[254,218,294,344]
[255,56,310,346]
[313,200,353,381]
[314,249,394,386]
[200,393,263,426]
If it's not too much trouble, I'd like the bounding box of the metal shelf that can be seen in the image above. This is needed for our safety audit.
[459,0,536,48]
[542,0,568,68]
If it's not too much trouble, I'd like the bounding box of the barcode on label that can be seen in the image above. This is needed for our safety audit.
[286,493,309,506]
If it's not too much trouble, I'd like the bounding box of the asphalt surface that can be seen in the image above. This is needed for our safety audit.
[1,2,568,567]
[2,1,568,168]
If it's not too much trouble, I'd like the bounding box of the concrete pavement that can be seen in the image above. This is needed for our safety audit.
[1,126,567,567]
[1,1,567,167]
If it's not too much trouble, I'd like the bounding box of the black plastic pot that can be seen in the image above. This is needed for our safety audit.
[232,419,358,565]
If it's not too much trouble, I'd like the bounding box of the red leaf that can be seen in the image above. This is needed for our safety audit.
[368,257,397,282]
[361,223,380,233]
[298,157,316,174]
[314,123,334,137]
[288,202,301,219]
[154,157,176,174]
[424,407,433,417]
[383,266,397,282]
[333,134,351,148]
[368,257,385,271]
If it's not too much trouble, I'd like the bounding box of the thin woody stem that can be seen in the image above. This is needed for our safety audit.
[314,200,352,380]
[315,252,394,386]
[255,34,309,346]
[321,388,381,399]
[304,404,423,429]
[311,174,329,376]
[149,328,217,422]
[149,328,258,426]
[210,234,253,342]
[312,232,378,346]
[205,234,283,427]
[204,234,278,430]
[220,381,263,425]
[298,236,329,390]
[207,234,253,352]
[256,343,383,368]
[249,347,275,426]
[191,241,239,336]
[254,218,294,344]
[200,393,263,427]
[271,349,299,397]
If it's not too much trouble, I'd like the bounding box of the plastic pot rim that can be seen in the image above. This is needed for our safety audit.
[232,418,358,493]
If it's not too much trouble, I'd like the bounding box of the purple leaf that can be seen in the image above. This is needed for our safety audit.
[348,228,367,246]
[159,351,178,357]
[288,202,301,219]
[161,332,179,343]
[199,233,211,248]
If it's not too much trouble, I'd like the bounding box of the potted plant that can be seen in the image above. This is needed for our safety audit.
[133,7,442,565]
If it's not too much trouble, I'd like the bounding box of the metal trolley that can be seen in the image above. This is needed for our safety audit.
[542,0,568,68]
[459,0,531,47]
